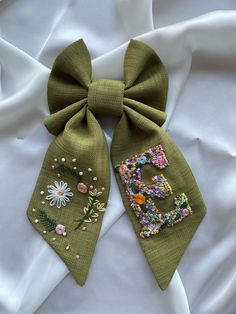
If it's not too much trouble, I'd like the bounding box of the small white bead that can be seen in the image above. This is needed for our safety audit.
[90,185,93,189]
[61,158,65,162]
[32,208,36,212]
[94,219,98,222]
[79,171,83,176]
[65,245,70,251]
[52,237,56,241]
[34,219,39,223]
[40,191,44,195]
[62,232,67,237]
[88,168,92,172]
[43,230,47,234]
[57,173,61,177]
[82,226,86,231]
[51,165,55,169]
[101,187,105,191]
[54,158,58,162]
[72,158,77,162]
[41,201,45,205]
[73,166,77,170]
[75,255,80,260]
[93,177,97,181]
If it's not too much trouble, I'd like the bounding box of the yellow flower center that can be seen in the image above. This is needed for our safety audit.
[57,189,64,196]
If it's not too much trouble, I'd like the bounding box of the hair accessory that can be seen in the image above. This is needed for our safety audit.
[27,39,206,290]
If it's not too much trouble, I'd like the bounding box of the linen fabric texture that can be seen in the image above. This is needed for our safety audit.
[27,39,206,290]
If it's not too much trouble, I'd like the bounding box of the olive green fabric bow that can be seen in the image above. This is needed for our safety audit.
[27,39,206,290]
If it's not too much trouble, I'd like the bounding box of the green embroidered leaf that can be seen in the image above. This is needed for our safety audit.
[140,204,148,213]
[37,209,57,232]
[130,182,139,194]
[114,165,120,173]
[57,163,81,181]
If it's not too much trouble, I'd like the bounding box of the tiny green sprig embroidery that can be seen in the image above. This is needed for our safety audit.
[36,209,57,232]
[56,163,83,181]
[74,188,106,230]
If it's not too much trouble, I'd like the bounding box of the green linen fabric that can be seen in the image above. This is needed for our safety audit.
[27,39,206,290]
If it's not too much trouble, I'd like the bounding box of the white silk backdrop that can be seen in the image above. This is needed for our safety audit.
[0,1,236,313]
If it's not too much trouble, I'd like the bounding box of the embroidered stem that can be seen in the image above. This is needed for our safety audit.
[74,188,105,230]
[74,198,96,230]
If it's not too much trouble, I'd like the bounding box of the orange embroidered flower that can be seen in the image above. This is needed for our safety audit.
[135,193,146,204]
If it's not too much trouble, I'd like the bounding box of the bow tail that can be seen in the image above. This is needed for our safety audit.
[111,107,206,290]
[27,106,110,285]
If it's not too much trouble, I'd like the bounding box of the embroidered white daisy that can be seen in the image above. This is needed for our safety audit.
[46,181,73,208]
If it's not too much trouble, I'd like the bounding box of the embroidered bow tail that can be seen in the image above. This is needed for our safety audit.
[27,39,206,289]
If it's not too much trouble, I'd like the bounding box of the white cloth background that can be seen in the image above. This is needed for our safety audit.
[0,1,236,313]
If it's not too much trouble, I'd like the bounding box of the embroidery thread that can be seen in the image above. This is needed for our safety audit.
[114,145,192,238]
[45,180,74,208]
[36,208,67,236]
[74,188,105,230]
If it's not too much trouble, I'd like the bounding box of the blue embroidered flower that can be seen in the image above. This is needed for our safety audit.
[139,156,147,164]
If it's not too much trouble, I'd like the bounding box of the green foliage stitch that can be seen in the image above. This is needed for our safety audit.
[37,209,57,232]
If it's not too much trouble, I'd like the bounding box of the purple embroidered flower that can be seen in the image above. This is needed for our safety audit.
[55,224,67,236]
[181,208,189,217]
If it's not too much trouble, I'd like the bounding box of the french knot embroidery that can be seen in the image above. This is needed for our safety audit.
[27,38,206,290]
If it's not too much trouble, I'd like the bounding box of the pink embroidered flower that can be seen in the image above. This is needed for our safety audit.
[153,154,167,168]
[77,182,88,194]
[181,208,189,217]
[119,164,127,174]
[55,224,67,236]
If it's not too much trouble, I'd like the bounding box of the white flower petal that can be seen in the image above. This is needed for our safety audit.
[48,185,57,191]
[46,195,54,200]
[50,199,56,206]
[57,198,62,208]
[61,199,66,207]
[54,181,60,189]
[65,192,73,197]
[63,196,70,202]
[62,182,68,189]
[64,187,72,193]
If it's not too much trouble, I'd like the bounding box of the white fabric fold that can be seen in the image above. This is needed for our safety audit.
[0,6,236,314]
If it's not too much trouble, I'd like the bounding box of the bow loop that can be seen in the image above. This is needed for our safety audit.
[47,39,92,114]
[124,39,168,113]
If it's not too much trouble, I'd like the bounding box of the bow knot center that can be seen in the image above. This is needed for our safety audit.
[88,79,124,117]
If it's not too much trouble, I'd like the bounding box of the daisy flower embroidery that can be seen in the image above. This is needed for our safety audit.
[46,181,73,208]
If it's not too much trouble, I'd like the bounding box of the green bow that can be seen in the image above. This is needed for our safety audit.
[27,39,206,290]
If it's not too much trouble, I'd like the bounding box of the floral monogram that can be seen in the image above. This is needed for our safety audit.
[114,145,192,238]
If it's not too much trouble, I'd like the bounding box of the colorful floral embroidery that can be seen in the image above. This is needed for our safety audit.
[114,145,192,238]
[45,180,73,208]
[36,156,106,245]
[139,193,192,238]
[36,209,67,236]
